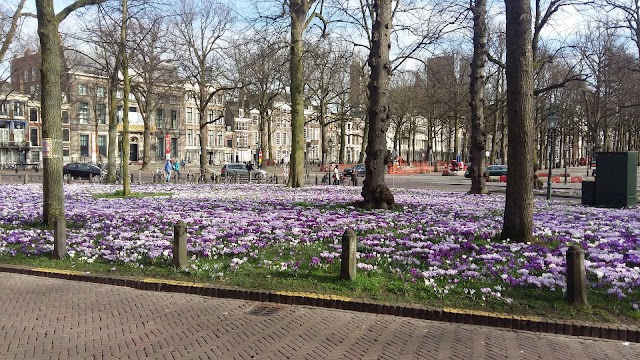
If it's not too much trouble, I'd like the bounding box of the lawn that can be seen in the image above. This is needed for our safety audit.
[0,183,638,324]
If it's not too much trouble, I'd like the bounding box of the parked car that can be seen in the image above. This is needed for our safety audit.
[485,165,508,176]
[63,162,105,180]
[343,163,366,177]
[464,165,474,178]
[220,163,268,180]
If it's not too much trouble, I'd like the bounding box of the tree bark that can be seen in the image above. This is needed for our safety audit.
[36,0,64,226]
[120,0,130,195]
[37,0,107,225]
[288,0,308,187]
[361,0,394,209]
[468,0,488,194]
[501,0,535,243]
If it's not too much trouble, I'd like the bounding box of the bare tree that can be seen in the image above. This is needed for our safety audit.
[172,0,238,174]
[361,0,394,209]
[468,0,488,194]
[288,0,326,187]
[129,15,177,170]
[236,34,288,164]
[501,0,535,243]
[36,0,107,227]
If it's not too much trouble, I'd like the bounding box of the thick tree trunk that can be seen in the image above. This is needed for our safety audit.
[361,0,394,209]
[107,67,119,184]
[288,0,307,187]
[120,0,130,195]
[36,0,64,226]
[469,0,488,194]
[501,0,535,243]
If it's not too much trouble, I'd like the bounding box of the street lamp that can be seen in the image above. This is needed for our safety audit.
[546,112,560,200]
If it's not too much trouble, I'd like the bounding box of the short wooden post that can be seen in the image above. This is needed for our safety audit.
[89,174,94,184]
[275,176,278,184]
[566,244,588,306]
[235,173,240,184]
[173,220,188,269]
[0,174,2,183]
[66,175,72,184]
[340,229,357,281]
[315,175,318,185]
[130,173,134,183]
[138,170,142,183]
[52,217,66,259]
[23,174,28,184]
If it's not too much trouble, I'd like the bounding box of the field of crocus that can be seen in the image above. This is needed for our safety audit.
[0,183,639,316]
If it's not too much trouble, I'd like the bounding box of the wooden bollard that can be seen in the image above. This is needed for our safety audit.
[236,173,240,184]
[340,229,357,281]
[275,176,278,184]
[23,174,28,184]
[566,245,588,306]
[66,175,72,184]
[52,217,66,259]
[315,175,318,185]
[138,170,142,183]
[89,174,94,184]
[173,220,188,269]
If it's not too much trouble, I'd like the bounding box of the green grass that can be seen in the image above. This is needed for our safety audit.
[1,253,638,326]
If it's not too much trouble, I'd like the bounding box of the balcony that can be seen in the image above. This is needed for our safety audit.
[0,140,31,149]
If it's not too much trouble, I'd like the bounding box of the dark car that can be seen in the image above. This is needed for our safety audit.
[486,165,508,176]
[63,162,105,180]
[220,162,268,180]
[343,163,366,177]
[464,165,474,178]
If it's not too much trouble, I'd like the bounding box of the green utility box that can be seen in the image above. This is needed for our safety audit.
[594,151,638,208]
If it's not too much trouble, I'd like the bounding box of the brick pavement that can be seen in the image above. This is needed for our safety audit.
[1,272,638,359]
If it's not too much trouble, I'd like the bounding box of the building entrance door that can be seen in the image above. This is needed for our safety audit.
[130,143,139,161]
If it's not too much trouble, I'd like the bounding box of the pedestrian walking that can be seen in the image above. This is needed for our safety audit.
[174,160,181,178]
[164,159,172,182]
[333,164,340,185]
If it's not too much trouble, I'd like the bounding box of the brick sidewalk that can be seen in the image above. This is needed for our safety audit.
[1,272,637,360]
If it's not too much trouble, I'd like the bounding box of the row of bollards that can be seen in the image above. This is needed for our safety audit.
[49,219,589,306]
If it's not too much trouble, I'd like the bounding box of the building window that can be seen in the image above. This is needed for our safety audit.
[63,147,70,158]
[237,133,248,147]
[156,109,164,129]
[208,110,214,124]
[80,134,89,156]
[171,138,178,158]
[186,108,193,123]
[208,130,214,147]
[170,110,178,129]
[79,102,89,124]
[0,102,8,116]
[157,136,164,158]
[78,84,88,95]
[30,127,39,146]
[170,96,177,105]
[31,150,40,164]
[97,87,106,97]
[252,115,258,125]
[97,104,106,124]
[29,108,38,122]
[187,129,193,146]
[63,128,70,142]
[98,135,107,156]
[282,133,287,146]
[62,111,69,124]
[276,132,281,146]
[217,132,223,147]
[13,102,24,117]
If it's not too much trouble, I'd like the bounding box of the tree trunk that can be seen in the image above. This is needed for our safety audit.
[361,0,394,209]
[107,64,119,184]
[288,0,308,187]
[468,0,488,194]
[120,0,131,196]
[36,0,64,226]
[501,0,535,243]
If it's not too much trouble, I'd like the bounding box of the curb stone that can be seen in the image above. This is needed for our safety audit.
[1,264,637,343]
